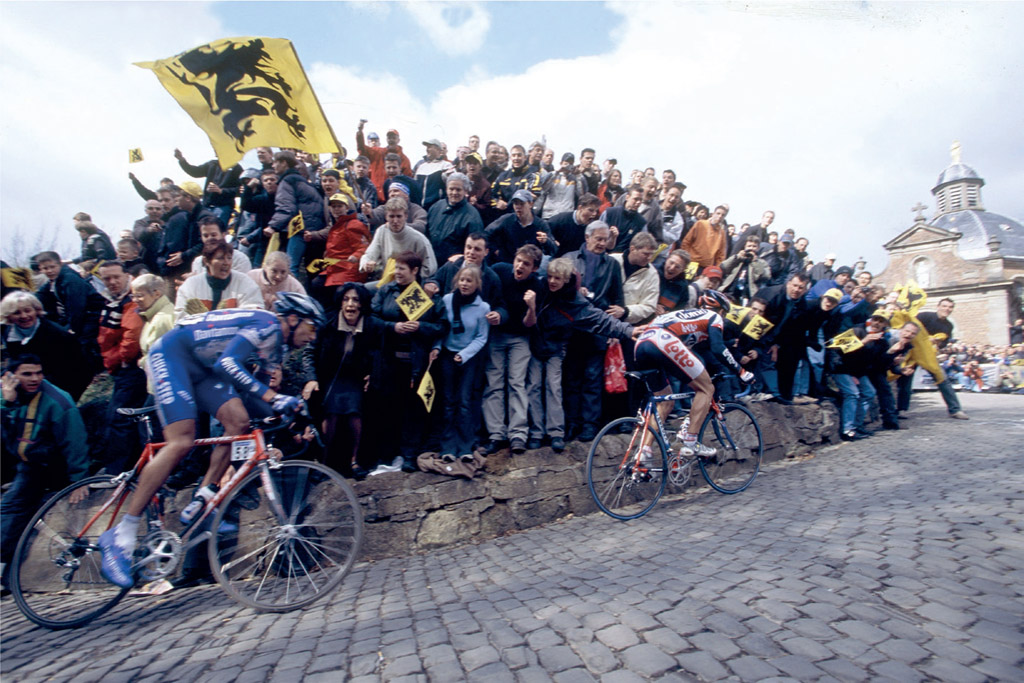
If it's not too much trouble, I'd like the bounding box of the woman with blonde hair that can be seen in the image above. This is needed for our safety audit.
[247,251,304,310]
[1,290,90,400]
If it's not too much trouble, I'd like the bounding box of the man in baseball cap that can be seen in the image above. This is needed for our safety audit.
[413,139,453,209]
[483,187,555,265]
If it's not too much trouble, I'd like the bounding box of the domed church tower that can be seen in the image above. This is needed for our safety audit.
[876,142,1024,344]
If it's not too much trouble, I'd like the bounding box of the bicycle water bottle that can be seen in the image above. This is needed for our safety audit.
[180,484,218,524]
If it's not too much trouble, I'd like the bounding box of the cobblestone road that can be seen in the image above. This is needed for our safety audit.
[2,392,1022,682]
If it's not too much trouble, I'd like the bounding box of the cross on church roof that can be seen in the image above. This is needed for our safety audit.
[912,202,928,222]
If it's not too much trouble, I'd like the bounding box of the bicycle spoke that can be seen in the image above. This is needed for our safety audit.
[11,476,133,629]
[698,404,763,494]
[209,461,363,612]
[586,418,668,520]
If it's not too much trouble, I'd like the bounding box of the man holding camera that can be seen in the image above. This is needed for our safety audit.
[720,235,771,305]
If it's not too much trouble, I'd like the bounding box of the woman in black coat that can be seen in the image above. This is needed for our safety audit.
[366,252,446,473]
[1,291,91,401]
[315,283,383,479]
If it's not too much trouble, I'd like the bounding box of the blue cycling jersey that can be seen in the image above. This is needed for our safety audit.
[147,309,284,426]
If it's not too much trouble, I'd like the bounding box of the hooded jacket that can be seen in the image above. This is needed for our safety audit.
[1,380,88,483]
[269,167,327,236]
[137,295,175,367]
[528,272,633,360]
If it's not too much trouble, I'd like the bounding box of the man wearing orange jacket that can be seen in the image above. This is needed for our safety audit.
[357,120,412,202]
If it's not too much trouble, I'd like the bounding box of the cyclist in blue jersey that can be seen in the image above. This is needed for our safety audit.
[98,292,326,588]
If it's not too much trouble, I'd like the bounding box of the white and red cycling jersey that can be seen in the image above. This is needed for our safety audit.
[647,309,724,349]
[635,308,743,382]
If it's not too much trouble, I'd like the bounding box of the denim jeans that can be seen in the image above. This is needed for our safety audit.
[897,370,961,414]
[1,463,59,567]
[438,350,483,456]
[833,373,862,432]
[286,233,307,280]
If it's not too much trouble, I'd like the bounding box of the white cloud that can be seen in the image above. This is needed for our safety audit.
[1,2,227,261]
[2,1,1022,275]
[403,1,491,56]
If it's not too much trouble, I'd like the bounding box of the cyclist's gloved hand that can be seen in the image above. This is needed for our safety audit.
[739,370,755,385]
[271,394,303,414]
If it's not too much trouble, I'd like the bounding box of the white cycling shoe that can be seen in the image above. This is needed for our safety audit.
[679,441,717,458]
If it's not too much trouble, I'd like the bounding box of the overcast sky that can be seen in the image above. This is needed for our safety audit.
[2,1,1022,272]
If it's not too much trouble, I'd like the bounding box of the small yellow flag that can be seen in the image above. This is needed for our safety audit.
[128,148,144,163]
[685,261,699,279]
[306,257,340,274]
[742,314,773,340]
[377,258,396,286]
[286,212,305,239]
[725,306,749,326]
[135,37,340,170]
[724,306,774,340]
[1,267,34,291]
[826,328,864,354]
[266,231,281,255]
[396,281,434,321]
[416,371,436,412]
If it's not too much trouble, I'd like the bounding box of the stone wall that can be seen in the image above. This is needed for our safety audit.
[356,401,838,560]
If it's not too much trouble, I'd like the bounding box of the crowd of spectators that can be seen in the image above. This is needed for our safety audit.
[3,122,1023,509]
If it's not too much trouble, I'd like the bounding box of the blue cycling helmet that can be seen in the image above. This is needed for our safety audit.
[273,291,327,329]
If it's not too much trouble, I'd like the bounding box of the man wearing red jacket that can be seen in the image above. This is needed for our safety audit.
[357,120,412,202]
[306,193,372,305]
[96,260,146,473]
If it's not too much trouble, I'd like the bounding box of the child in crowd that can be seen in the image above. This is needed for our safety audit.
[432,265,490,460]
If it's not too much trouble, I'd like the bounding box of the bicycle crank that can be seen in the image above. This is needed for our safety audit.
[668,454,694,487]
[136,529,183,581]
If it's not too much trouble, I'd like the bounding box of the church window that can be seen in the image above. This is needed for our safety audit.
[912,257,933,288]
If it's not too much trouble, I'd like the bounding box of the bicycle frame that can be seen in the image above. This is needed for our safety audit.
[621,391,725,469]
[73,428,282,554]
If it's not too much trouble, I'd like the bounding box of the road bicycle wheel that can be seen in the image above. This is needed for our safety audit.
[586,417,669,521]
[697,402,763,494]
[209,460,363,612]
[10,475,133,629]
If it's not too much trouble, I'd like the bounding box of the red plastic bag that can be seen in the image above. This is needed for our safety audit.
[604,339,628,394]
